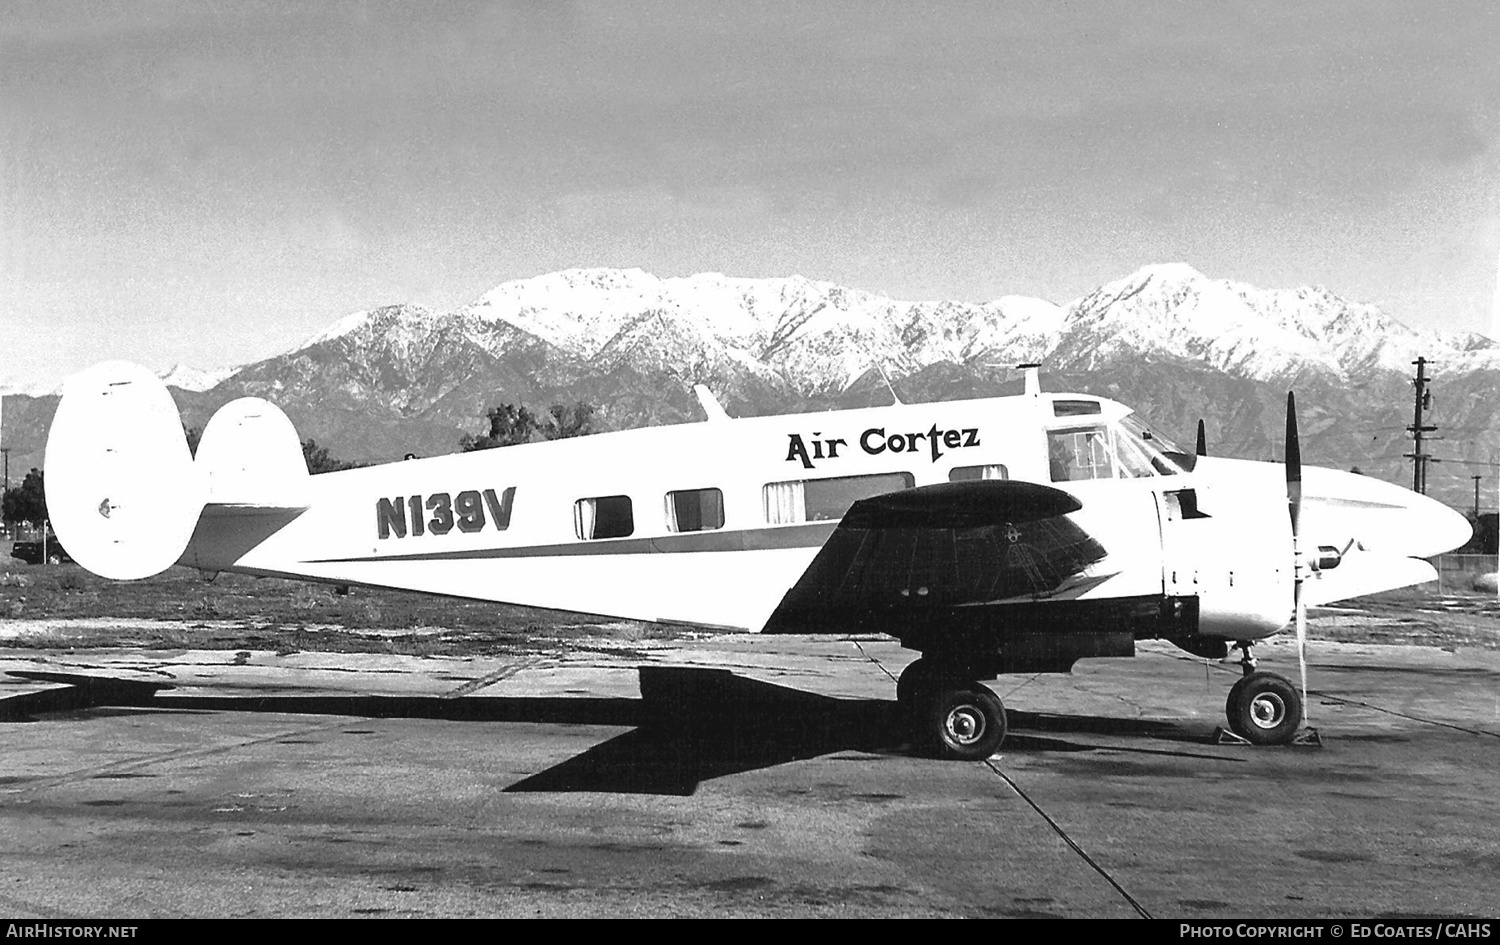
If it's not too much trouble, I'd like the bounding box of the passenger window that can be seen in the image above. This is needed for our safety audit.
[763,472,914,524]
[948,464,1008,482]
[575,495,633,539]
[1048,427,1114,482]
[665,488,724,532]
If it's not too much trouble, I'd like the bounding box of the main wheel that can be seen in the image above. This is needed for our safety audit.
[1226,671,1303,745]
[896,657,943,710]
[915,684,1007,760]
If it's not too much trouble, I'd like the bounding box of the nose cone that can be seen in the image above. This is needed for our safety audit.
[1412,492,1476,558]
[1301,467,1472,559]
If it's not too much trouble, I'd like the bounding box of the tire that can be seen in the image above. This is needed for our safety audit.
[915,684,1007,761]
[1226,671,1303,745]
[896,657,939,709]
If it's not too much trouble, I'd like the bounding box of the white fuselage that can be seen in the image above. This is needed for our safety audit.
[180,390,1470,638]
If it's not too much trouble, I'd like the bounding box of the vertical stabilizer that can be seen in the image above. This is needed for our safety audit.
[44,362,206,580]
[195,398,311,508]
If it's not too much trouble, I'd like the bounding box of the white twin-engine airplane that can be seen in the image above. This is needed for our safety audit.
[45,362,1470,760]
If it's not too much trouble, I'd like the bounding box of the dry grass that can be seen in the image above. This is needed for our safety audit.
[1308,586,1500,651]
[0,562,707,655]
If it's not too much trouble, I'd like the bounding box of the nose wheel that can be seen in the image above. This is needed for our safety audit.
[1225,671,1304,745]
[897,658,1007,760]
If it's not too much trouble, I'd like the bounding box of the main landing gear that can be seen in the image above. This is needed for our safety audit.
[897,643,1311,757]
[1221,642,1304,746]
[896,658,1007,761]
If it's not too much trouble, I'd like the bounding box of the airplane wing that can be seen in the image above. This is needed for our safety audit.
[761,479,1108,635]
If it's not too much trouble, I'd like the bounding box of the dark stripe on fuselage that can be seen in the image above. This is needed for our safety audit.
[304,521,840,564]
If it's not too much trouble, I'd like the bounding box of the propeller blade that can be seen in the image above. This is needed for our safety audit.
[1295,577,1309,725]
[1195,419,1207,457]
[1286,391,1309,727]
[1285,392,1302,535]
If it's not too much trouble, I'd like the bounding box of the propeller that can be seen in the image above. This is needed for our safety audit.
[1285,392,1309,729]
[1195,419,1207,457]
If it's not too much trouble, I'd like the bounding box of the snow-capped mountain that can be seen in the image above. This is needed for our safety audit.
[13,263,1488,419]
[286,268,1075,401]
[3,264,1496,509]
[300,263,1496,390]
[0,377,59,398]
[1,363,236,398]
[1051,263,1500,381]
[459,267,1072,389]
[157,363,241,392]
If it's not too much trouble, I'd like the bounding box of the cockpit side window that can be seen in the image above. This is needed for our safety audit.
[1048,427,1114,482]
[1118,415,1188,476]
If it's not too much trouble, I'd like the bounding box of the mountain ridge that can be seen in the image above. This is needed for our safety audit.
[2,264,1494,511]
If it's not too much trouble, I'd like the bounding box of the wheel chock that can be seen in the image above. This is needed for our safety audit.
[1290,727,1323,747]
[1211,726,1322,747]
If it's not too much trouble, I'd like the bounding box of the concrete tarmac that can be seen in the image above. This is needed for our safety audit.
[1,635,1497,919]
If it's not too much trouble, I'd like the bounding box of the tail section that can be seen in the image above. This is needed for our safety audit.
[45,363,312,580]
[44,362,205,579]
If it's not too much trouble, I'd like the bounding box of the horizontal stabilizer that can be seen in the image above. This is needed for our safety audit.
[44,362,205,580]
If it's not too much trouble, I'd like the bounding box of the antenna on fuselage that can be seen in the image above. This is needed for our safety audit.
[693,384,732,422]
[873,361,903,406]
[1017,363,1042,397]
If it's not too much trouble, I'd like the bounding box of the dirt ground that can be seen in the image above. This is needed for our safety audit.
[0,562,702,655]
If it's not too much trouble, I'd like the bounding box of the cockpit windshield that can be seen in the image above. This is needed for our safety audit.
[1115,415,1191,477]
[1047,414,1192,482]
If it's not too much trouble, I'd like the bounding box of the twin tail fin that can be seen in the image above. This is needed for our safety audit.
[44,362,309,580]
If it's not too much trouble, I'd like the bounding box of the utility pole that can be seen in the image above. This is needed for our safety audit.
[1405,357,1437,494]
[1474,475,1484,522]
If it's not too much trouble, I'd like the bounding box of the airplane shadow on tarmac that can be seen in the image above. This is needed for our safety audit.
[1,667,1233,795]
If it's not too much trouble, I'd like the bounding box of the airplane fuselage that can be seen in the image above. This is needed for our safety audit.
[45,362,1472,754]
[175,389,1466,650]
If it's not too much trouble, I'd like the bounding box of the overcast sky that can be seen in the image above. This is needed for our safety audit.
[3,1,1499,389]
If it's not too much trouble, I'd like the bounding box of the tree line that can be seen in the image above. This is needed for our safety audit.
[459,402,596,451]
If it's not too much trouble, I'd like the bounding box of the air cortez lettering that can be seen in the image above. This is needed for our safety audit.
[377,487,515,539]
[786,425,980,469]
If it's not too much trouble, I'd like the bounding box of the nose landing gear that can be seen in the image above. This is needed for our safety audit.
[1218,642,1313,746]
[1225,670,1302,745]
